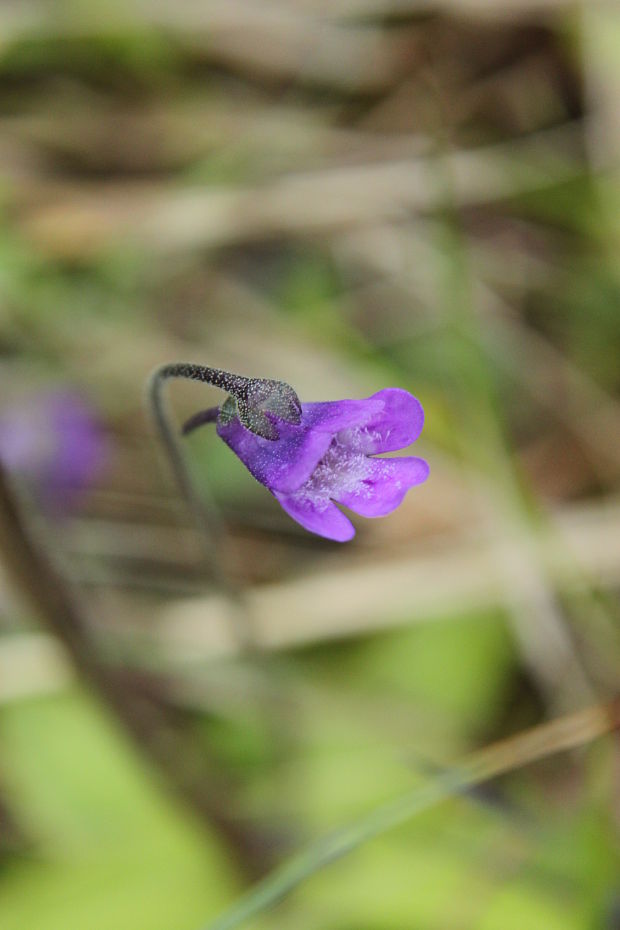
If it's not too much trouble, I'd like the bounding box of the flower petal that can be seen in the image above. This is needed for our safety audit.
[336,455,429,517]
[273,491,356,542]
[217,416,333,494]
[217,396,383,494]
[339,388,425,454]
[301,396,384,434]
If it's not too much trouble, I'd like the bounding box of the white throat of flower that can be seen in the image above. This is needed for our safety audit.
[292,431,374,509]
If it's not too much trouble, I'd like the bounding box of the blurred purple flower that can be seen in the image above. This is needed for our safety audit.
[0,391,107,514]
[217,388,429,541]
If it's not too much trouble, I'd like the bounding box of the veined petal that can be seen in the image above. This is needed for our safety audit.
[273,490,356,542]
[338,388,425,454]
[336,455,429,517]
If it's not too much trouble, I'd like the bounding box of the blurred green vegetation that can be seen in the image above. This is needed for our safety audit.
[0,693,234,930]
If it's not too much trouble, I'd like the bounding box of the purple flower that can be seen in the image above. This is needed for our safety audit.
[0,390,107,514]
[217,388,429,541]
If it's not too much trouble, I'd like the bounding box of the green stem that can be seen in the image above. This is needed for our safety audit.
[147,364,253,648]
[148,367,226,571]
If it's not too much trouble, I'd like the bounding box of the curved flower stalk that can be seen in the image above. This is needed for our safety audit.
[147,362,305,588]
[153,363,301,441]
[177,368,429,542]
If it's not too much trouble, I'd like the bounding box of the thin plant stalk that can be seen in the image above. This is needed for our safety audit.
[199,698,620,930]
[147,362,299,867]
[147,362,300,652]
[147,364,249,641]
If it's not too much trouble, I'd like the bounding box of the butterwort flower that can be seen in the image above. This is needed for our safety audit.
[0,390,107,515]
[214,387,429,542]
[152,364,428,542]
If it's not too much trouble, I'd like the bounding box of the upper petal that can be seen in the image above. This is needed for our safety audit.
[338,388,425,454]
[301,396,384,433]
[336,455,429,517]
[217,395,384,494]
[217,416,332,494]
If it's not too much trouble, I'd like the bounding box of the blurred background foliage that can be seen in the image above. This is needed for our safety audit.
[1,1,620,929]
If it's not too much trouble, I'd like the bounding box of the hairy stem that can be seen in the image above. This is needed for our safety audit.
[147,364,257,651]
[147,362,304,874]
[148,366,230,582]
[153,362,256,400]
[151,362,301,442]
